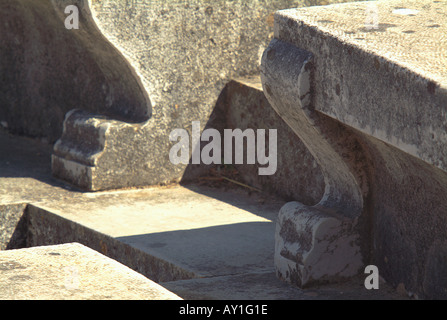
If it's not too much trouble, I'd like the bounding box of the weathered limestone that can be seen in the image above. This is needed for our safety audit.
[0,204,27,250]
[183,77,325,204]
[274,0,447,171]
[13,0,354,191]
[0,130,405,300]
[261,39,366,287]
[1,0,363,192]
[49,0,301,190]
[0,243,181,300]
[261,0,447,298]
[4,0,446,300]
[0,0,151,143]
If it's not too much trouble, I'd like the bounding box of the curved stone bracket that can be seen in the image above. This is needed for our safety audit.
[261,39,364,286]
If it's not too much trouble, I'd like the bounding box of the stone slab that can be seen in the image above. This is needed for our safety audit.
[25,186,283,281]
[273,0,447,171]
[0,127,285,282]
[0,243,181,300]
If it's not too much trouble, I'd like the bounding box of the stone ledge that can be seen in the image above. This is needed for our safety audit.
[274,0,447,172]
[0,243,181,300]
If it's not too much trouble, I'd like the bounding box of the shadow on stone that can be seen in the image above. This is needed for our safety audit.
[180,77,325,206]
[0,0,151,144]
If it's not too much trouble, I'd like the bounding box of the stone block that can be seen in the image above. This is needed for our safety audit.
[0,243,181,299]
[26,204,197,283]
[274,0,447,171]
[28,0,357,190]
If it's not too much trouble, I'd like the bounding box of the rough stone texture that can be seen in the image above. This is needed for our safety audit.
[274,0,447,172]
[0,0,362,191]
[222,77,325,204]
[47,0,360,190]
[21,183,283,282]
[0,126,405,299]
[0,204,27,250]
[261,39,368,287]
[0,243,181,300]
[0,0,151,143]
[183,77,325,205]
[263,0,447,298]
[1,129,285,283]
[2,0,422,300]
[161,273,405,300]
[362,133,447,300]
[274,203,363,287]
[26,204,197,283]
[88,0,359,143]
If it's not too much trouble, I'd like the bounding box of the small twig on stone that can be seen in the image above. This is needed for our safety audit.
[198,175,262,193]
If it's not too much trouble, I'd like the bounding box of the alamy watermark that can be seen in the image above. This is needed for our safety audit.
[64,5,79,30]
[64,265,80,290]
[169,121,277,175]
[364,265,379,290]
[364,2,379,30]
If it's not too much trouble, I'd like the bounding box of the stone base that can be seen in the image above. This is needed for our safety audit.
[275,202,363,287]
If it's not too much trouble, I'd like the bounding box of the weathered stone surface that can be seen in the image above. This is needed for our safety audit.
[183,77,325,204]
[261,39,367,287]
[88,0,359,138]
[0,0,151,143]
[223,77,325,204]
[274,0,447,172]
[0,204,27,250]
[26,204,197,283]
[0,243,181,300]
[274,203,363,287]
[48,0,360,190]
[0,123,405,299]
[263,0,447,298]
[3,0,425,300]
[360,132,447,300]
[23,182,284,279]
[52,108,182,191]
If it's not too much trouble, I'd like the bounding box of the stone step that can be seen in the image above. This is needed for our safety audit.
[24,185,284,283]
[0,111,406,300]
[2,187,405,300]
[0,242,181,300]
